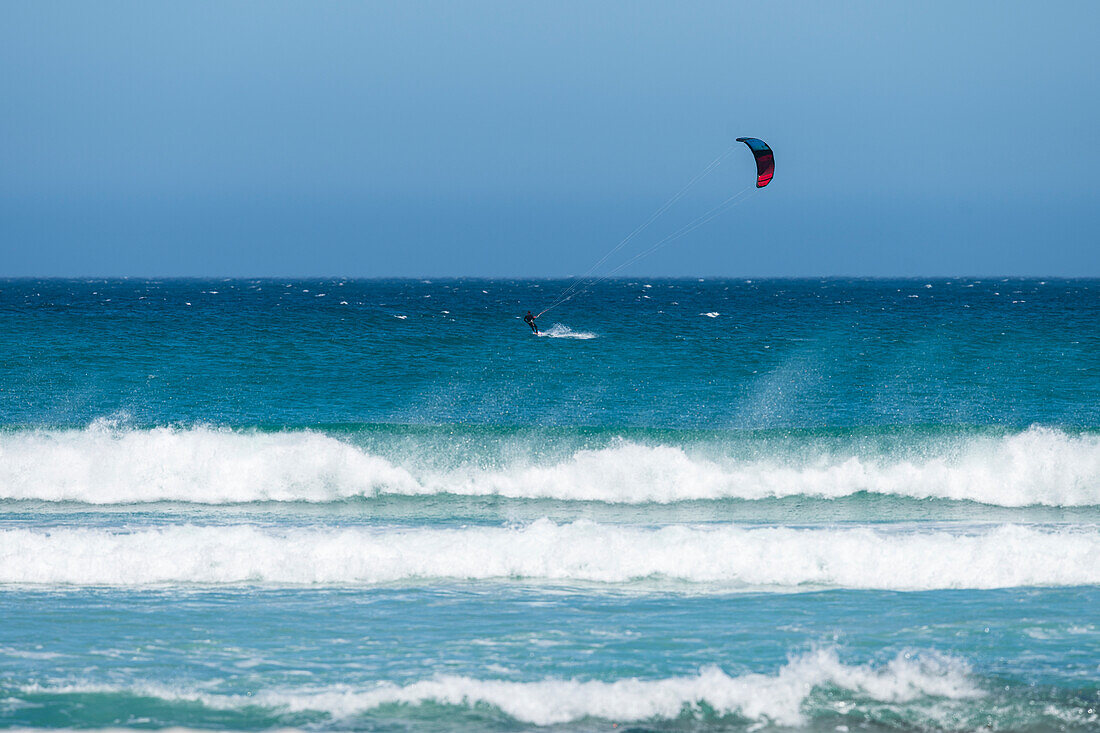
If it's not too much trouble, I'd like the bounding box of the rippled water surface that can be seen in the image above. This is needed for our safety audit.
[1,278,1097,730]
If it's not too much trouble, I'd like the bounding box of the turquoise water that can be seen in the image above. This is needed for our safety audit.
[1,278,1098,731]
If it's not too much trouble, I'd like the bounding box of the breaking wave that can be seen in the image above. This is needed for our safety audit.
[1,521,1096,589]
[8,649,1001,728]
[0,424,1097,506]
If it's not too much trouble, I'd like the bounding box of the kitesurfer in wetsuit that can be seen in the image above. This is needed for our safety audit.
[524,311,539,334]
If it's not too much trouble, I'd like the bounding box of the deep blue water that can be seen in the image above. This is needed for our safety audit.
[1,278,1098,731]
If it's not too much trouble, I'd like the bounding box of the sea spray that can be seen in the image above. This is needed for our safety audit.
[1,424,1097,506]
[2,278,1097,732]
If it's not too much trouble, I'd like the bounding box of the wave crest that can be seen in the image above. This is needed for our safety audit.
[0,425,1097,506]
[16,649,983,727]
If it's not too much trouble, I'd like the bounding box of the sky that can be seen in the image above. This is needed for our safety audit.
[1,1,1098,277]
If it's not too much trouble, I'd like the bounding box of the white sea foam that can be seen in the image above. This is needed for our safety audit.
[15,649,982,726]
[537,323,598,339]
[0,521,1096,589]
[0,424,420,504]
[440,429,1100,505]
[0,425,1097,506]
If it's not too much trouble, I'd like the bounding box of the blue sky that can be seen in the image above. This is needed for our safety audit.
[1,1,1097,277]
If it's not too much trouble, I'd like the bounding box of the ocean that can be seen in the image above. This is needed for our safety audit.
[0,277,1097,731]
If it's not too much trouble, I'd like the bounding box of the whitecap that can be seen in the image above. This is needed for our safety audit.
[0,426,1097,508]
[15,649,982,727]
[0,521,1096,589]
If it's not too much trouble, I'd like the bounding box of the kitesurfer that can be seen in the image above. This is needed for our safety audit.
[523,311,539,334]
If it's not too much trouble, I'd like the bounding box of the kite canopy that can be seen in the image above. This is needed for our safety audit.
[736,137,774,188]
